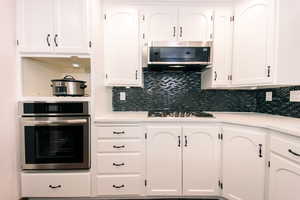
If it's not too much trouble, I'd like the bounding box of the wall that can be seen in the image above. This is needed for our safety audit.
[113,70,257,112]
[0,0,18,200]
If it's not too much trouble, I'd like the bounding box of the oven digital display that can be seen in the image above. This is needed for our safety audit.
[48,104,59,113]
[23,102,86,114]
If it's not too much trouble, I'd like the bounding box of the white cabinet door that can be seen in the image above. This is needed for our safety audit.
[232,0,275,85]
[178,8,213,41]
[201,8,233,89]
[182,126,220,196]
[54,0,89,53]
[269,153,300,200]
[146,126,182,195]
[104,8,141,87]
[222,126,266,200]
[212,9,233,86]
[143,8,178,42]
[18,0,54,53]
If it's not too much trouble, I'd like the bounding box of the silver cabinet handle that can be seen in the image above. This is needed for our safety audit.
[178,136,181,147]
[214,71,217,81]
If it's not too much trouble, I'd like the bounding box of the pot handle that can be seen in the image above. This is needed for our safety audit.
[80,85,87,89]
[63,75,75,80]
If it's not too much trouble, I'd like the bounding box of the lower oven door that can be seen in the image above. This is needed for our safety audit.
[21,116,90,170]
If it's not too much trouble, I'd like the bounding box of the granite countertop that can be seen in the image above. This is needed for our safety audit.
[94,112,300,138]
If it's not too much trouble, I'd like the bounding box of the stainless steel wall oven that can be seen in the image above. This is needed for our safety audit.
[20,102,90,170]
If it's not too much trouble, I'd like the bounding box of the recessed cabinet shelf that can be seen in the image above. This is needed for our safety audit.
[21,57,91,97]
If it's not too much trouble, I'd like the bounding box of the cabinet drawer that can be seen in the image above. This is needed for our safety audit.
[21,173,90,197]
[96,126,143,139]
[271,136,300,163]
[96,175,143,196]
[97,139,143,153]
[97,153,142,174]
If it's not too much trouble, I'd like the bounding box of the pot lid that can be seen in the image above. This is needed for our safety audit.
[51,75,86,83]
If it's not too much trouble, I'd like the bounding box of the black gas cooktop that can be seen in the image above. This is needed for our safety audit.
[148,111,214,118]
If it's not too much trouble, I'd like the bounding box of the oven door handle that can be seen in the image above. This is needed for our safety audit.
[22,119,88,126]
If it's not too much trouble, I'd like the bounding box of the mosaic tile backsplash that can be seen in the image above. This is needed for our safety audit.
[256,86,300,118]
[113,71,257,112]
[112,71,300,118]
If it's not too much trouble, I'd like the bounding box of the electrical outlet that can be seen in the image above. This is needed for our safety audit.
[120,92,126,101]
[290,90,300,102]
[266,92,272,101]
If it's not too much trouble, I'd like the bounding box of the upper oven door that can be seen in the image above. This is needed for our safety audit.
[147,41,213,65]
[21,116,90,170]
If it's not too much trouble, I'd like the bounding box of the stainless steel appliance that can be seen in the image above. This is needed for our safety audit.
[143,41,213,70]
[51,75,87,97]
[148,111,214,118]
[20,101,90,170]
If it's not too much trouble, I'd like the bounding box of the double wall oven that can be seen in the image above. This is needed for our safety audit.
[20,102,90,170]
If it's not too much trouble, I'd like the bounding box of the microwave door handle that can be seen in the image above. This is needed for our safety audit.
[22,119,88,126]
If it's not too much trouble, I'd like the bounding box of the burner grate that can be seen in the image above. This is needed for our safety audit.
[148,111,214,118]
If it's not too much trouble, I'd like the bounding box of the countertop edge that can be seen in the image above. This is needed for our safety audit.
[93,113,300,138]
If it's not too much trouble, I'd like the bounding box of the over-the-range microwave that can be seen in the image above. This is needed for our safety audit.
[143,41,213,70]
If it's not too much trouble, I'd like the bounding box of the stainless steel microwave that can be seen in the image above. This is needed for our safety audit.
[143,41,213,68]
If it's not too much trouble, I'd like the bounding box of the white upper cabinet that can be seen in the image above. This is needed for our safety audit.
[269,154,300,200]
[222,126,266,200]
[54,0,89,53]
[146,126,182,196]
[103,8,142,87]
[201,8,233,89]
[17,0,90,54]
[142,7,213,42]
[182,126,220,196]
[178,8,213,41]
[18,0,54,53]
[143,7,178,42]
[232,0,275,85]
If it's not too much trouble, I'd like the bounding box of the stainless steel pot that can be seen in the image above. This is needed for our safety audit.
[51,75,87,96]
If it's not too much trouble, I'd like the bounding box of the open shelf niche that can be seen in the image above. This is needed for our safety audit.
[21,57,91,98]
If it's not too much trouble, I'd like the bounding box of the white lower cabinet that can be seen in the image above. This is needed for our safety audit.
[146,126,182,195]
[146,125,220,196]
[22,123,300,199]
[182,126,220,196]
[222,126,266,200]
[269,136,300,200]
[269,154,300,200]
[95,125,145,196]
[21,172,90,197]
